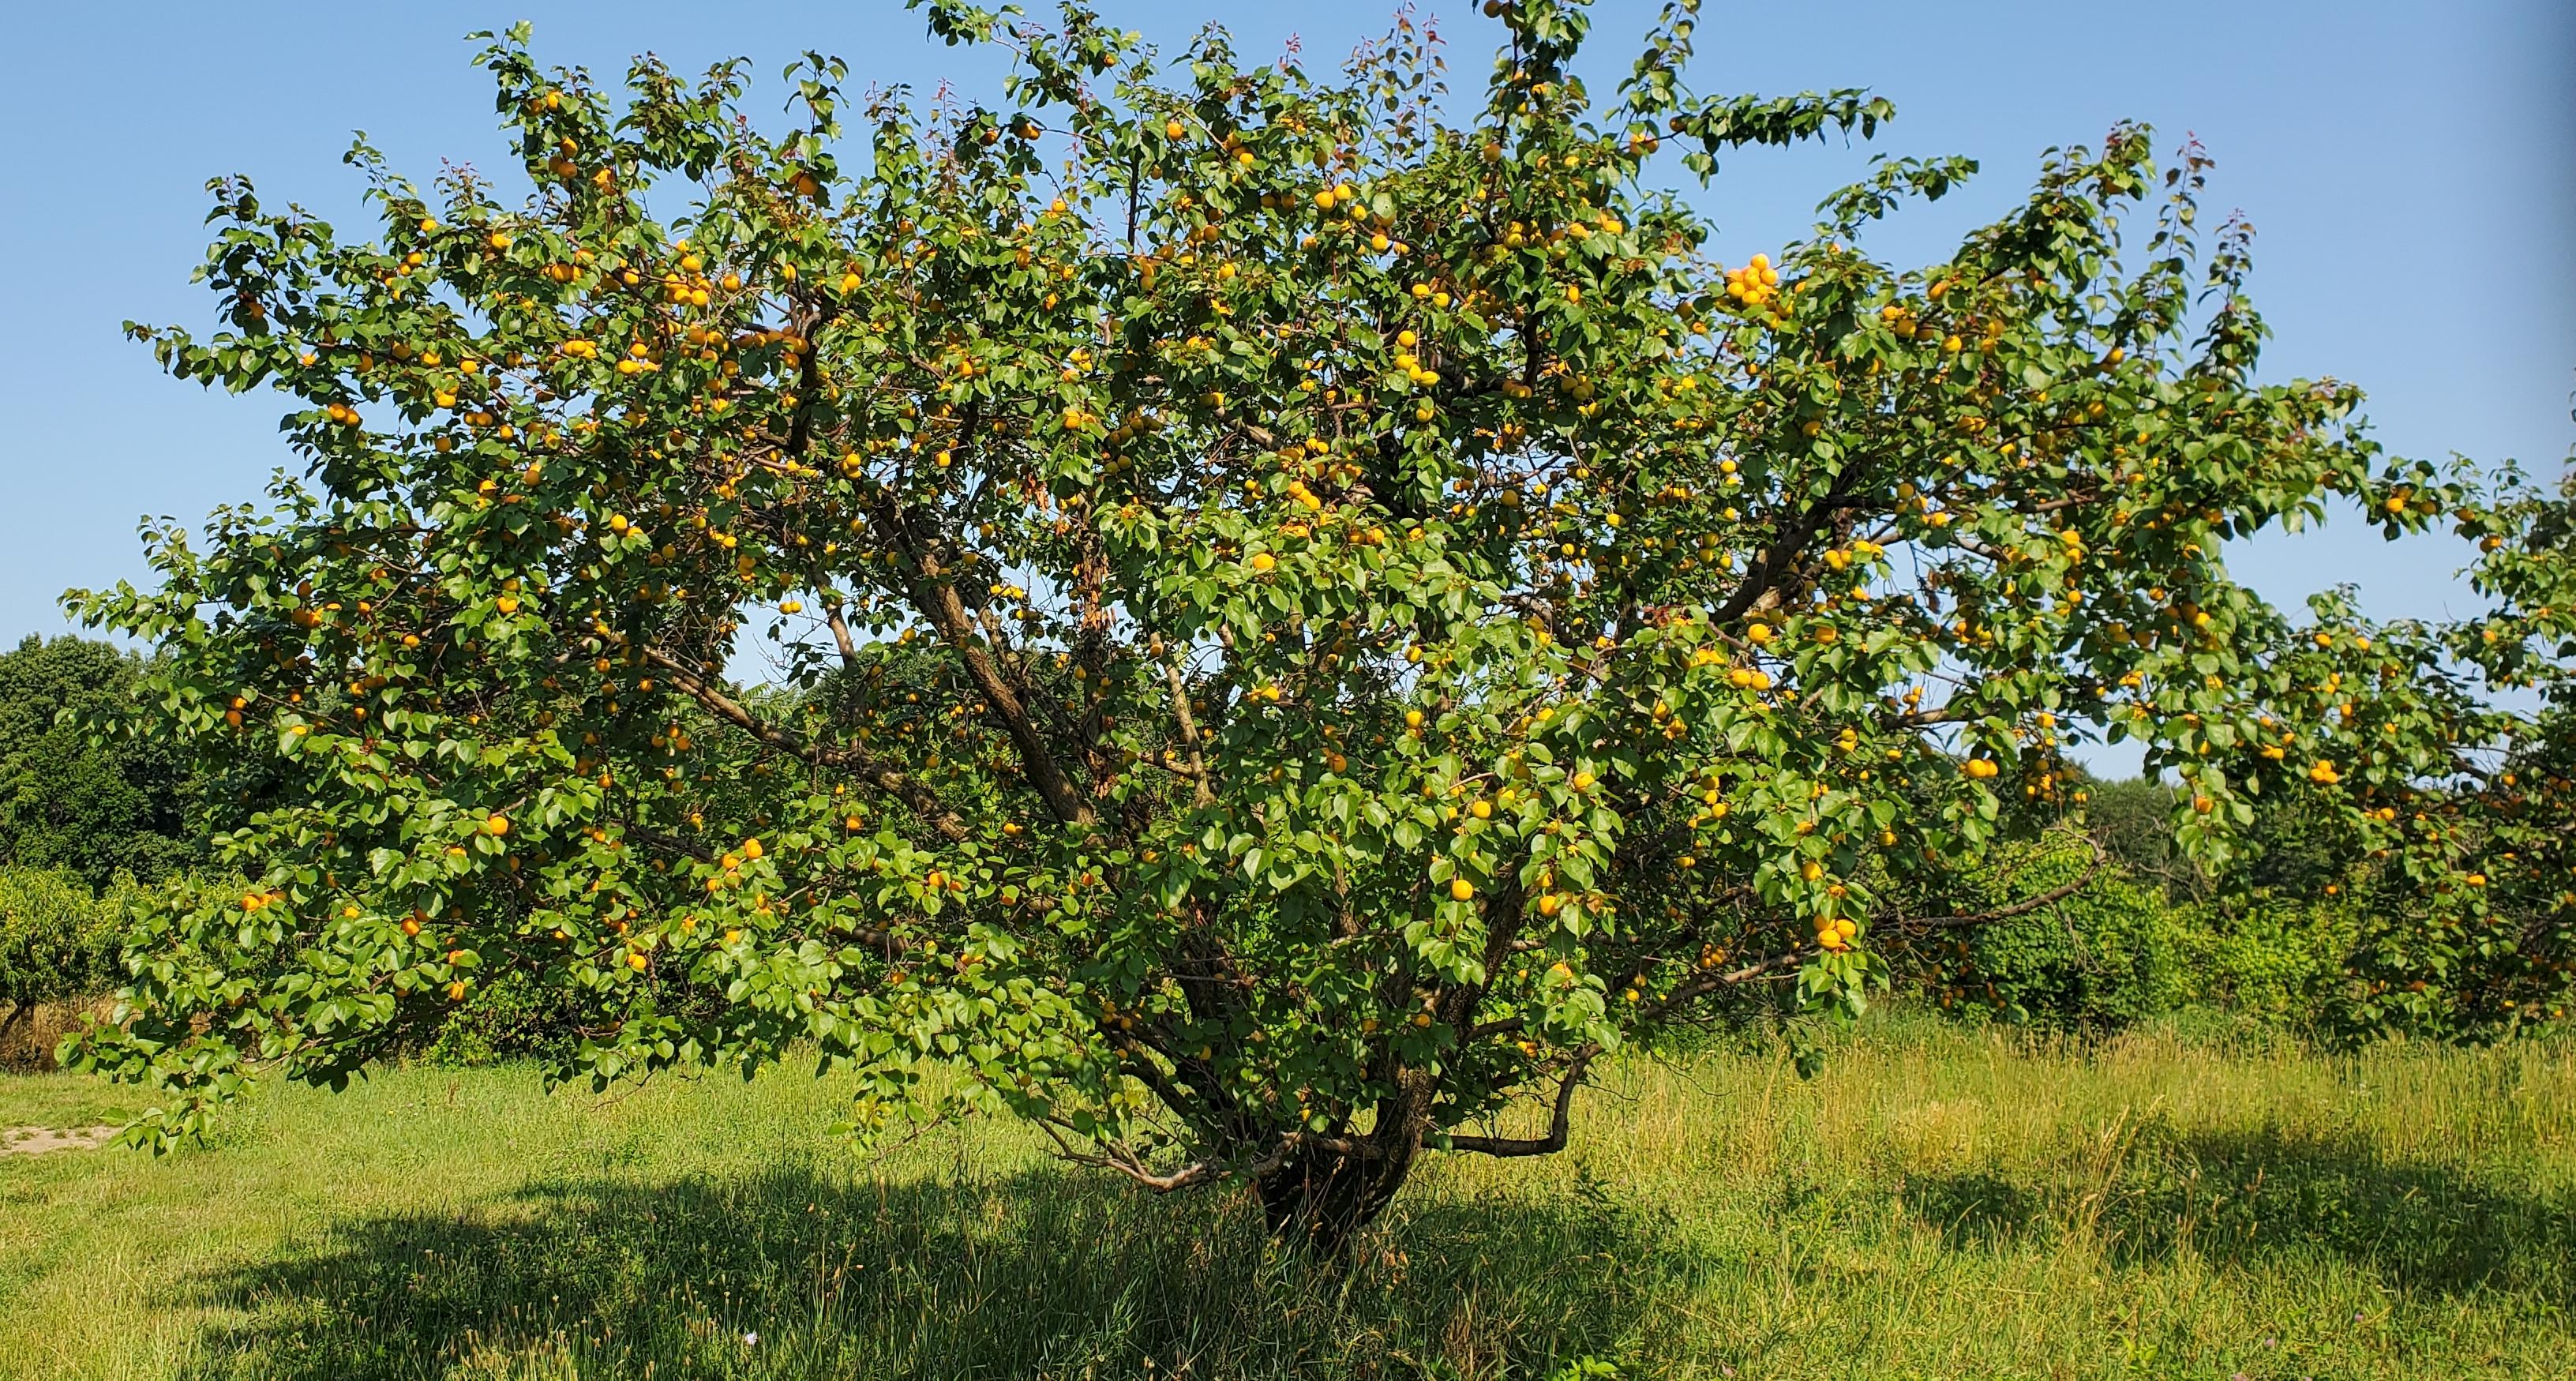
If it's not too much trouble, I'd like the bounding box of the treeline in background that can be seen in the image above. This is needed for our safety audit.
[0,631,2552,1070]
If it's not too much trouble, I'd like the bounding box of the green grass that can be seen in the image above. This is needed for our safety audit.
[4,1017,2573,1379]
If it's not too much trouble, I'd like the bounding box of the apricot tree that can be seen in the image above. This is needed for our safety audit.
[2259,463,2576,1036]
[69,0,2556,1245]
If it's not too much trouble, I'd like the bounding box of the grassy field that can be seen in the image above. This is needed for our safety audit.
[3,1018,2572,1380]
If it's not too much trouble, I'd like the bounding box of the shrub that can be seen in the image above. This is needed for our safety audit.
[1903,842,2192,1030]
[424,969,587,1067]
[2182,899,2362,1027]
[0,866,123,1008]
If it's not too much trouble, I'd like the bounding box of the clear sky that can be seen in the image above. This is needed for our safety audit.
[3,1,2569,675]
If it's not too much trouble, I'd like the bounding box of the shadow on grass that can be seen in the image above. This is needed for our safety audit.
[174,1156,1705,1381]
[1903,1124,2576,1300]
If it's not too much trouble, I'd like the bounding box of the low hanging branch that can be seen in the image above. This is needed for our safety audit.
[1891,836,2111,933]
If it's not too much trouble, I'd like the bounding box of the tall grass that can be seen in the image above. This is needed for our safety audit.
[3,1015,2570,1379]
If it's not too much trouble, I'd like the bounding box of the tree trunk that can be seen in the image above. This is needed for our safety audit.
[1253,1073,1435,1254]
[1254,1137,1420,1254]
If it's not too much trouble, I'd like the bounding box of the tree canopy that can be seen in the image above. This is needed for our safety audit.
[0,636,201,889]
[67,0,2572,1244]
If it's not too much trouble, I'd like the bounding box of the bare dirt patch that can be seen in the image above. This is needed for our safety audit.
[1,1125,118,1156]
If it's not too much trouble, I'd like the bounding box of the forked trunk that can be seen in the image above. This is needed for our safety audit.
[1254,1136,1421,1254]
[1253,1074,1435,1254]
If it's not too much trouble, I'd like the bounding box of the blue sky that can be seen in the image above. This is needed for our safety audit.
[2,0,2568,678]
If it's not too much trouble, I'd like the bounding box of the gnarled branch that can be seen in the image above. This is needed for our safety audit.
[1445,1048,1597,1158]
[639,645,969,841]
[1892,835,2108,931]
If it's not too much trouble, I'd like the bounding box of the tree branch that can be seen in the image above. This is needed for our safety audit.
[1892,836,2107,931]
[909,569,1093,826]
[1164,655,1214,807]
[1713,451,1879,625]
[639,645,969,840]
[1040,1125,1362,1193]
[824,606,862,669]
[1444,1048,1596,1158]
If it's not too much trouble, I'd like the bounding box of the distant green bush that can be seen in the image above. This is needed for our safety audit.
[424,969,587,1068]
[0,866,125,1008]
[1940,843,2195,1030]
[2182,899,2362,1025]
[1892,809,2374,1037]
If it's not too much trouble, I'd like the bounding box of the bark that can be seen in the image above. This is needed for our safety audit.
[1254,1138,1419,1254]
[1252,1070,1436,1253]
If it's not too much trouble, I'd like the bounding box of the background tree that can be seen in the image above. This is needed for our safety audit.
[2308,460,2576,1037]
[0,636,200,888]
[66,0,2559,1248]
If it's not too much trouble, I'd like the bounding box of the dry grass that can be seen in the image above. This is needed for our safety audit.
[2,1015,2570,1379]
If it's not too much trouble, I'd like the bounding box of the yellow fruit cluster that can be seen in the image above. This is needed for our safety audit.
[1723,253,1780,307]
[1817,917,1858,951]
